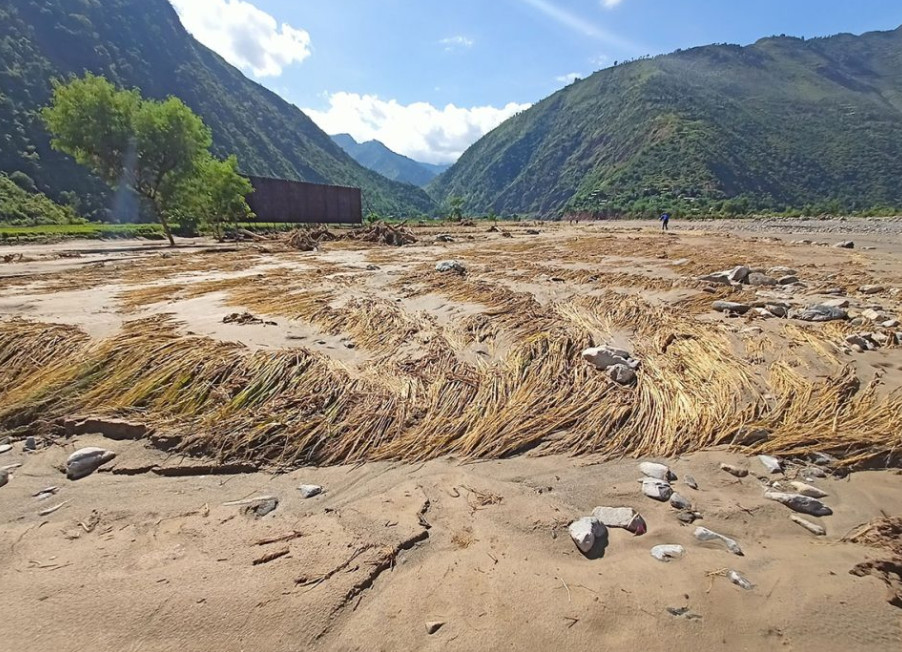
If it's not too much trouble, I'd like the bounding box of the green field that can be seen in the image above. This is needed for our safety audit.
[0,223,167,242]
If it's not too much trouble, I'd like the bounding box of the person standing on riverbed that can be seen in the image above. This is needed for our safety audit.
[660,212,671,231]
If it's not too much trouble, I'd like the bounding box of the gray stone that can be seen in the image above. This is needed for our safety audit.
[765,304,788,318]
[568,516,607,553]
[670,493,692,510]
[789,514,826,536]
[699,271,732,285]
[66,447,116,480]
[859,284,885,295]
[788,481,828,498]
[764,491,832,516]
[641,478,673,502]
[435,260,466,273]
[592,506,647,535]
[651,544,685,562]
[0,444,10,455]
[683,475,699,490]
[24,436,36,451]
[747,272,777,287]
[757,455,783,474]
[821,298,850,309]
[712,300,750,314]
[728,570,754,590]
[834,241,854,249]
[790,305,848,322]
[729,266,751,283]
[694,526,743,555]
[434,234,454,242]
[425,622,445,635]
[720,463,748,478]
[298,484,323,498]
[0,468,7,488]
[777,276,800,286]
[881,319,899,328]
[768,266,798,277]
[582,346,634,371]
[638,462,675,481]
[606,363,637,386]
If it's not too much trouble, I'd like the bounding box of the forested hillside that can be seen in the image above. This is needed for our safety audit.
[429,26,902,217]
[0,0,434,220]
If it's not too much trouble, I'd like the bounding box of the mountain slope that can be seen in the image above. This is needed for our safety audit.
[429,26,902,216]
[331,134,445,187]
[0,0,434,219]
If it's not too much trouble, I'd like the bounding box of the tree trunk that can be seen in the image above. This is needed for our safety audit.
[158,212,175,247]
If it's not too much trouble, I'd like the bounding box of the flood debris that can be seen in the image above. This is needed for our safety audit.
[764,492,832,516]
[694,526,743,555]
[66,447,116,480]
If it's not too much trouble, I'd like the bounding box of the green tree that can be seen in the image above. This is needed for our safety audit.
[172,155,254,240]
[42,73,213,245]
[448,195,464,221]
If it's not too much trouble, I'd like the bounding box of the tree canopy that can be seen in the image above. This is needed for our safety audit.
[42,73,250,244]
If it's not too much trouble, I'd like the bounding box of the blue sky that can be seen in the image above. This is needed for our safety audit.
[170,0,902,163]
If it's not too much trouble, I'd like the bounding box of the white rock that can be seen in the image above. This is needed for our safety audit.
[0,444,11,454]
[582,346,633,371]
[788,481,828,498]
[822,298,850,308]
[764,491,832,516]
[651,545,685,562]
[606,363,637,386]
[790,514,826,536]
[638,462,675,481]
[568,517,607,553]
[757,455,783,474]
[859,284,884,294]
[861,308,883,321]
[66,447,116,480]
[641,478,673,501]
[881,319,899,328]
[592,506,647,535]
[435,260,466,273]
[728,570,754,590]
[298,484,323,498]
[694,527,743,555]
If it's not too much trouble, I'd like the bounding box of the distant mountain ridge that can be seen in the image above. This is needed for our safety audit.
[331,134,450,187]
[0,0,434,219]
[429,25,902,217]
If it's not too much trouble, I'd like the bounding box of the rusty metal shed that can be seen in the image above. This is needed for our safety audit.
[245,176,363,224]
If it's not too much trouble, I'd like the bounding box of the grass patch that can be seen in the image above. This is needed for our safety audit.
[0,223,167,242]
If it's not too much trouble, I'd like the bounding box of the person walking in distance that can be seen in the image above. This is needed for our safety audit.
[659,211,671,232]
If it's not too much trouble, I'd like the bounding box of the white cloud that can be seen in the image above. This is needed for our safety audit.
[439,35,475,52]
[590,54,611,67]
[304,93,531,165]
[602,0,624,7]
[555,72,582,84]
[169,0,311,77]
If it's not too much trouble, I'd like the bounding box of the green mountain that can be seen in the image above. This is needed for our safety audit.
[429,26,902,217]
[0,0,434,220]
[331,134,448,187]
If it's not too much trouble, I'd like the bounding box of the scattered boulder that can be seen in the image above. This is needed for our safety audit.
[728,570,754,590]
[243,497,279,519]
[720,463,748,478]
[434,234,454,242]
[683,475,699,490]
[0,468,8,488]
[789,304,848,322]
[641,478,673,502]
[298,484,323,498]
[777,275,800,286]
[834,241,854,249]
[670,493,692,510]
[0,444,10,455]
[729,266,751,283]
[435,260,466,274]
[694,526,743,555]
[638,462,675,481]
[606,364,636,385]
[568,516,607,554]
[766,304,788,318]
[747,272,777,287]
[699,271,732,285]
[861,308,884,321]
[651,545,685,562]
[425,622,445,635]
[881,319,899,328]
[66,447,116,480]
[768,266,797,277]
[859,284,885,295]
[24,436,36,451]
[764,491,832,516]
[790,514,826,536]
[788,481,828,498]
[712,300,750,315]
[676,511,702,524]
[592,506,647,535]
[757,455,783,474]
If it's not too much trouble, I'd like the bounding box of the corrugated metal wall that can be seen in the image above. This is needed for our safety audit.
[245,176,363,224]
